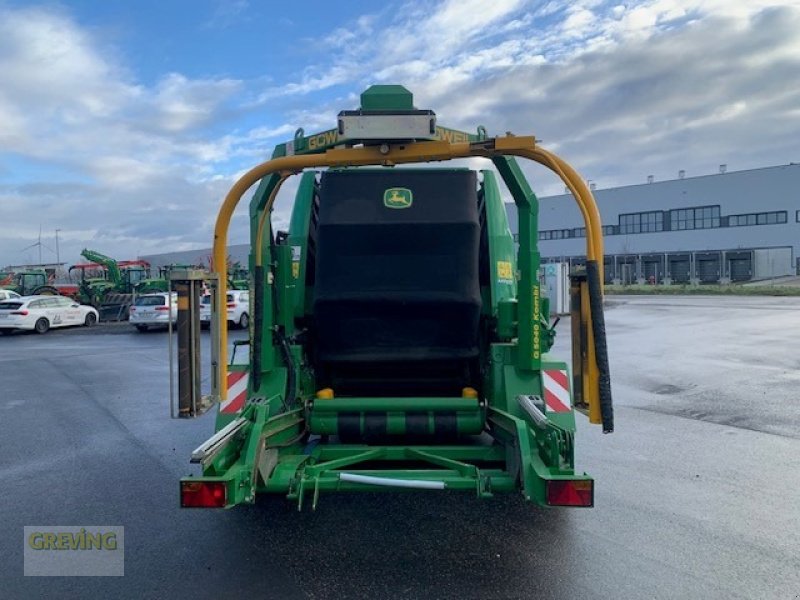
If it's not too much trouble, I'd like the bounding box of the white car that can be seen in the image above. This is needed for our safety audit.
[0,295,98,335]
[129,293,177,332]
[200,290,249,329]
[0,289,21,301]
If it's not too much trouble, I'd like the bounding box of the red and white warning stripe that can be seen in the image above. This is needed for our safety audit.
[543,369,571,413]
[220,370,249,414]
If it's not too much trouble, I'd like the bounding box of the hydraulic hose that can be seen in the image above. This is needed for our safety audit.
[251,264,265,393]
[270,224,296,413]
[249,174,288,399]
[274,326,296,412]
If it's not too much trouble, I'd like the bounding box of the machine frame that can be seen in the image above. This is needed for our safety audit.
[180,87,612,510]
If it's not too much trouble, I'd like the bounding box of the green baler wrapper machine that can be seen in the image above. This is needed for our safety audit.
[179,85,613,510]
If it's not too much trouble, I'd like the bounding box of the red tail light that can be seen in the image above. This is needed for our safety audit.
[181,481,227,508]
[546,479,594,507]
[227,302,236,308]
[10,310,29,316]
[129,306,136,312]
[155,306,169,311]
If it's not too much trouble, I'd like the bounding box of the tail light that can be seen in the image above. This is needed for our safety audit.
[155,306,169,311]
[546,479,593,507]
[129,306,136,312]
[227,302,237,308]
[181,481,227,508]
[10,310,29,316]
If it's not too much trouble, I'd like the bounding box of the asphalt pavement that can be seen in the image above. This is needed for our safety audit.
[1,296,799,599]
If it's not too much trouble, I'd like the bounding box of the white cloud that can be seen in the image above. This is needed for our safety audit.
[203,0,251,29]
[0,5,294,265]
[150,73,242,133]
[272,0,800,197]
[2,0,800,267]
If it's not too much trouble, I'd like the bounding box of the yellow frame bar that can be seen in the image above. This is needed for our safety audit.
[212,135,603,398]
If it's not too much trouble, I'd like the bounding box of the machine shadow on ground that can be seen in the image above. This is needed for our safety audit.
[230,493,576,597]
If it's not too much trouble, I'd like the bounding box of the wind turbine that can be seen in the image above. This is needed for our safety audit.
[20,225,54,266]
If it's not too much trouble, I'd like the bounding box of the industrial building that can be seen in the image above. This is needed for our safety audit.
[140,244,249,271]
[507,163,800,284]
[142,163,799,286]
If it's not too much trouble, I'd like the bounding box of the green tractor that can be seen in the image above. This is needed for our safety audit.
[228,261,249,290]
[70,249,149,320]
[135,264,216,295]
[0,268,60,296]
[179,86,612,510]
[136,264,191,294]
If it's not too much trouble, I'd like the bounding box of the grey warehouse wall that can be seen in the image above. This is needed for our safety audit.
[506,163,800,275]
[140,244,250,270]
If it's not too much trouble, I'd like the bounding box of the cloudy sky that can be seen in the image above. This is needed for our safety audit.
[1,0,798,267]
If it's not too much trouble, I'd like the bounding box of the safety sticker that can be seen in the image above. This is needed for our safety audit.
[496,260,513,282]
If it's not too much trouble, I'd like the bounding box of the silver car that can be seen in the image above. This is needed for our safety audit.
[200,290,250,329]
[129,293,177,332]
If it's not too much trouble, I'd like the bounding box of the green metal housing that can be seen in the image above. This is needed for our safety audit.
[182,86,594,510]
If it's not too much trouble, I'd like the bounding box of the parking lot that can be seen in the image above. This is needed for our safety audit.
[1,295,799,599]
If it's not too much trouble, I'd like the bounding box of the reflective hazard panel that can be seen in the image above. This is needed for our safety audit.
[543,369,571,413]
[220,371,248,414]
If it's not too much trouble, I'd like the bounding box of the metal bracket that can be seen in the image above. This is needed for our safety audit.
[190,417,248,466]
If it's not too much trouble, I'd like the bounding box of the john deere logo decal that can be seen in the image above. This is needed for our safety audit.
[383,188,413,209]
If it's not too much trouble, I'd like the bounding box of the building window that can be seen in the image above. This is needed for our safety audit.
[670,206,720,230]
[728,211,787,227]
[539,229,574,240]
[602,225,616,235]
[619,211,663,234]
[574,227,586,238]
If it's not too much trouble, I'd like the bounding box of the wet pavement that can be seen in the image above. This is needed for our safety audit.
[1,296,799,599]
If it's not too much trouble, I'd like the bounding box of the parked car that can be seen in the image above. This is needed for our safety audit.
[0,289,21,302]
[200,290,249,329]
[0,295,98,335]
[129,293,177,332]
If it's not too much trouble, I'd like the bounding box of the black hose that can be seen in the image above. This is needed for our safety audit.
[586,260,614,433]
[275,328,295,412]
[269,229,295,413]
[252,264,264,393]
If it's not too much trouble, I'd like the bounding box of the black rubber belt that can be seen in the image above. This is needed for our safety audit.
[363,412,387,438]
[434,412,458,437]
[586,260,614,433]
[405,411,429,436]
[337,412,361,439]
